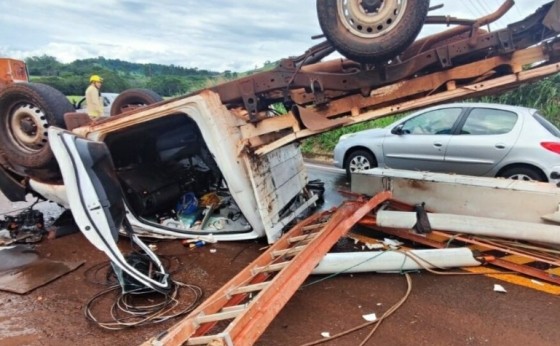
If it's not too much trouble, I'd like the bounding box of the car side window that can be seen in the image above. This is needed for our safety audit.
[460,108,517,135]
[401,108,462,135]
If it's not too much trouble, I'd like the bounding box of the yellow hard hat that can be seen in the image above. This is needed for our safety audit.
[90,75,103,83]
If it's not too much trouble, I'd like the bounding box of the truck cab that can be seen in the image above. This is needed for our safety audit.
[33,91,319,244]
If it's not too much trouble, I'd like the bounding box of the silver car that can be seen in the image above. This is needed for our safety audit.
[333,103,560,183]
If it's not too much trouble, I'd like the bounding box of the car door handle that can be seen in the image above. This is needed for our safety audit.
[433,142,443,147]
[495,143,506,149]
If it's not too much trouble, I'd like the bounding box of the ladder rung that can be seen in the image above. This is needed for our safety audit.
[186,333,231,346]
[195,307,245,324]
[228,282,270,296]
[288,233,317,243]
[252,261,289,274]
[302,222,327,231]
[272,245,306,258]
[222,304,248,312]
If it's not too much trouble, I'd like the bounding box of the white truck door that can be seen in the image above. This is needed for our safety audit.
[48,127,170,293]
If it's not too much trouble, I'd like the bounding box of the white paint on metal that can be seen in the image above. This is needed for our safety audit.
[377,210,560,245]
[312,247,480,274]
[352,168,560,224]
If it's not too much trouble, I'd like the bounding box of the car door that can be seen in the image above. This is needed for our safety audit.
[382,107,463,172]
[48,127,171,293]
[443,107,521,176]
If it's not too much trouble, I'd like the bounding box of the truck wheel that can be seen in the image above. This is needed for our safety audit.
[110,88,163,116]
[0,83,73,170]
[317,0,429,63]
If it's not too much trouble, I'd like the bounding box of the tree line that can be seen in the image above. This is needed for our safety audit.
[25,55,240,97]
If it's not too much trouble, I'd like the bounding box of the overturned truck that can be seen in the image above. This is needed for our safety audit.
[1,0,560,291]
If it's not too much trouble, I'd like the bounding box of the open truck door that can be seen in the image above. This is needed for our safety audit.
[47,126,171,293]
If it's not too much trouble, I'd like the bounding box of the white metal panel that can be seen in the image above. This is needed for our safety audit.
[244,143,310,242]
[352,168,560,223]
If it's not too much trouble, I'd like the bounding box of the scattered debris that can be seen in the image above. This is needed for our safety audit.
[321,332,331,338]
[494,284,507,293]
[382,238,403,249]
[0,208,45,244]
[362,313,378,322]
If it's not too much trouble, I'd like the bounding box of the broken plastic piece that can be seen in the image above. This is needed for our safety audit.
[321,332,331,338]
[382,238,403,249]
[493,284,507,293]
[189,240,205,248]
[362,313,377,322]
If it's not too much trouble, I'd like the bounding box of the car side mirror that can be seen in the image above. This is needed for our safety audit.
[392,124,405,135]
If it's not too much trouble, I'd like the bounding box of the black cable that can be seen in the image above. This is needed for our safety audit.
[84,280,203,330]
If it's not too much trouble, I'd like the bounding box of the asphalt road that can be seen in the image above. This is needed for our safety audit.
[0,163,559,345]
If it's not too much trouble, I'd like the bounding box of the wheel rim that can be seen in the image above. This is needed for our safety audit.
[507,173,534,181]
[7,103,49,153]
[337,0,407,39]
[349,155,372,172]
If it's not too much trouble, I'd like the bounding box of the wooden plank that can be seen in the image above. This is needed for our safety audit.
[195,308,245,324]
[288,233,317,243]
[239,113,299,140]
[254,60,560,157]
[271,245,306,258]
[251,261,290,274]
[228,282,270,296]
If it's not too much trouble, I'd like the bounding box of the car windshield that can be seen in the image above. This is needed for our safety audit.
[533,112,560,137]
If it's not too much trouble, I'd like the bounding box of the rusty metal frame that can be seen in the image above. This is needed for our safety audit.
[203,1,556,126]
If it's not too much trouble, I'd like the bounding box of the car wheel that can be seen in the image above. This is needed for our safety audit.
[345,149,377,180]
[316,0,429,63]
[0,83,73,173]
[498,166,546,182]
[110,88,163,116]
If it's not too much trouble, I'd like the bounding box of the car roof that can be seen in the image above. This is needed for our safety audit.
[421,102,538,114]
[101,92,119,99]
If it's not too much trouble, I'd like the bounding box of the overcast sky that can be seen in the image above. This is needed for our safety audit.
[0,0,551,72]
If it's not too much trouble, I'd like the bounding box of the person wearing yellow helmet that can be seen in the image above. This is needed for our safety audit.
[85,74,104,117]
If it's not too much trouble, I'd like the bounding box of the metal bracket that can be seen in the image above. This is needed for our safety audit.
[497,30,515,53]
[413,202,432,234]
[310,79,327,106]
[435,46,452,68]
[238,79,259,123]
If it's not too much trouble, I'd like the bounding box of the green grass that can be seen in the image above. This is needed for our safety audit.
[67,95,82,104]
[300,115,402,156]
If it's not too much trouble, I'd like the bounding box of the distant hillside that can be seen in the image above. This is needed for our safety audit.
[26,55,231,97]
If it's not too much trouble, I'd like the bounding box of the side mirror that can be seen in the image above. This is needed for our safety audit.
[392,124,405,135]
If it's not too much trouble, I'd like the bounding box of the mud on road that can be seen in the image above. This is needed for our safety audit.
[1,195,560,346]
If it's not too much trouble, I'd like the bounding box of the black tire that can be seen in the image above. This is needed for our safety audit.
[498,166,547,182]
[345,149,377,180]
[110,88,163,116]
[0,83,73,171]
[317,0,429,63]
